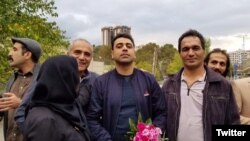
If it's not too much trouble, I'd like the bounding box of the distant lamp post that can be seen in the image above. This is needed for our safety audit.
[234,63,238,79]
[152,47,157,76]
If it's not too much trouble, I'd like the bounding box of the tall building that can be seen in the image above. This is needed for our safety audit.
[229,49,250,78]
[101,25,131,46]
[229,49,250,65]
[101,27,113,46]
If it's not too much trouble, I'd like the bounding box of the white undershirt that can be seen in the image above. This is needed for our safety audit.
[177,72,206,141]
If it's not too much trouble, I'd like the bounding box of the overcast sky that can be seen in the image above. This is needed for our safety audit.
[52,0,250,52]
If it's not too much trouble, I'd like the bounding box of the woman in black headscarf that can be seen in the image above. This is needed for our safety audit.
[23,55,90,141]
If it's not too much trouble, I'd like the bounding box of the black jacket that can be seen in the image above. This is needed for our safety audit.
[87,68,166,141]
[24,107,88,141]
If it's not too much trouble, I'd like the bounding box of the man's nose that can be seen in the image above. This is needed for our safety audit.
[187,49,195,55]
[78,53,85,59]
[122,45,129,51]
[215,63,221,68]
[8,50,12,56]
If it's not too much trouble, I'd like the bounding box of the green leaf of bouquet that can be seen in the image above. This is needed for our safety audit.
[138,113,143,122]
[145,118,152,124]
[129,118,137,132]
[161,131,169,141]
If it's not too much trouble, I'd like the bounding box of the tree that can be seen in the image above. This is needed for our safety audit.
[135,43,158,75]
[157,44,176,79]
[135,61,152,72]
[167,51,182,74]
[205,38,211,54]
[93,45,113,65]
[136,42,158,65]
[0,0,68,85]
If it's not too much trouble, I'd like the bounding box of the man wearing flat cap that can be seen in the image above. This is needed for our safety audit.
[0,37,42,141]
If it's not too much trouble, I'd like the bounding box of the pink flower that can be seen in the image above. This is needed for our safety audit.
[142,129,150,136]
[127,114,168,141]
[133,123,162,141]
[137,122,146,132]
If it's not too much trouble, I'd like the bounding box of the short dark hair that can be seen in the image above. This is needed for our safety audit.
[204,48,230,77]
[111,33,135,50]
[178,29,205,52]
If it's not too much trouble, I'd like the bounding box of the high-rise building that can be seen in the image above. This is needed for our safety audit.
[229,49,250,78]
[101,25,131,46]
[229,49,250,65]
[101,26,113,46]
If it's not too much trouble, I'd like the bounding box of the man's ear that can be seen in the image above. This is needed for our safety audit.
[111,51,114,59]
[25,51,32,59]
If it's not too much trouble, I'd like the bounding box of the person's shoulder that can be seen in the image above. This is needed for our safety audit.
[133,69,160,86]
[207,67,227,82]
[29,107,52,114]
[26,107,56,121]
[135,68,154,78]
[94,69,115,80]
[234,77,250,85]
[88,71,99,81]
[89,71,99,77]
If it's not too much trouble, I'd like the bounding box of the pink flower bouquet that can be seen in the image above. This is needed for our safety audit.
[126,114,168,141]
[133,122,163,141]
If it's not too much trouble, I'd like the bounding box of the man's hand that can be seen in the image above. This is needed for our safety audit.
[0,92,21,111]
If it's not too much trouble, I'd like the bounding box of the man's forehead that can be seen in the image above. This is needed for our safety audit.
[13,42,23,48]
[210,53,227,61]
[70,44,92,52]
[114,37,133,44]
[181,36,201,43]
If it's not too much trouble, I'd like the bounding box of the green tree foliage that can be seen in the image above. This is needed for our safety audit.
[205,38,211,54]
[135,43,158,78]
[167,51,182,74]
[135,61,152,72]
[0,0,68,85]
[135,42,158,66]
[157,44,176,78]
[135,43,178,80]
[93,45,113,65]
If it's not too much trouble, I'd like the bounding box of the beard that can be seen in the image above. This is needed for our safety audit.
[213,68,223,75]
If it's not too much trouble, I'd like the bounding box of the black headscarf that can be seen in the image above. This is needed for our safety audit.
[28,55,90,139]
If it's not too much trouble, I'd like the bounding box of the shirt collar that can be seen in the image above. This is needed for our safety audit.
[181,71,207,82]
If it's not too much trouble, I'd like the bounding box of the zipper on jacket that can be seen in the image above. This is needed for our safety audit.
[187,88,190,96]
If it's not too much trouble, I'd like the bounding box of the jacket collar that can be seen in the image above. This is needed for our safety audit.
[171,65,225,83]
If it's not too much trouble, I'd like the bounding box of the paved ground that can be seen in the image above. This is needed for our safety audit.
[0,120,3,141]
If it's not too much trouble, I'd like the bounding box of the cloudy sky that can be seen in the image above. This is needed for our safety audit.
[52,0,250,52]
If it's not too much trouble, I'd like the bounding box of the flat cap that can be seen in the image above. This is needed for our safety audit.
[11,37,42,60]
